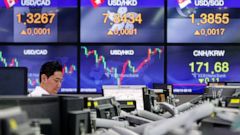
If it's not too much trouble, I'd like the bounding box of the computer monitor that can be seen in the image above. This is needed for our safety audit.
[68,109,91,135]
[0,67,27,95]
[102,85,145,110]
[0,96,60,135]
[87,97,119,119]
[59,95,84,135]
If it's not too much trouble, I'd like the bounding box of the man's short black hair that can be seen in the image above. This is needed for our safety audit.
[39,61,63,83]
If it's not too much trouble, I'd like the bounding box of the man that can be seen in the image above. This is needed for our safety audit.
[28,61,63,97]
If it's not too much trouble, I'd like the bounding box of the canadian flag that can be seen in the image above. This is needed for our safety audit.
[177,0,191,9]
[4,0,18,8]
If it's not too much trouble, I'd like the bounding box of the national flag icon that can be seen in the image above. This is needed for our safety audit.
[4,0,18,8]
[177,0,192,9]
[91,0,104,8]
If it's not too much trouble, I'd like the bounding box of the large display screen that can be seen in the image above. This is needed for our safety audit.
[81,0,164,43]
[80,46,164,93]
[168,0,240,43]
[0,0,77,42]
[0,46,77,93]
[167,46,240,94]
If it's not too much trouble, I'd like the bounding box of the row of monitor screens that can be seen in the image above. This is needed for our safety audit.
[0,0,240,42]
[1,45,240,94]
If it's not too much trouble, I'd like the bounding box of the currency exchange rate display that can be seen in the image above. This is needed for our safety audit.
[80,46,164,93]
[0,46,77,93]
[167,46,240,94]
[81,0,164,43]
[0,0,77,42]
[168,0,240,43]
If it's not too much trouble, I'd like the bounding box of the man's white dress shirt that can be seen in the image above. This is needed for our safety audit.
[28,86,49,97]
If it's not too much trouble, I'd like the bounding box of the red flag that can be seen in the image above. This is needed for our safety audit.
[4,0,18,8]
[90,0,104,8]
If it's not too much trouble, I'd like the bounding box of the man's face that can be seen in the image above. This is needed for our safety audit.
[42,71,63,94]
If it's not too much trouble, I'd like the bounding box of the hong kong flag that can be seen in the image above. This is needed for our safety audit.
[177,0,191,9]
[4,0,18,8]
[91,0,104,8]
